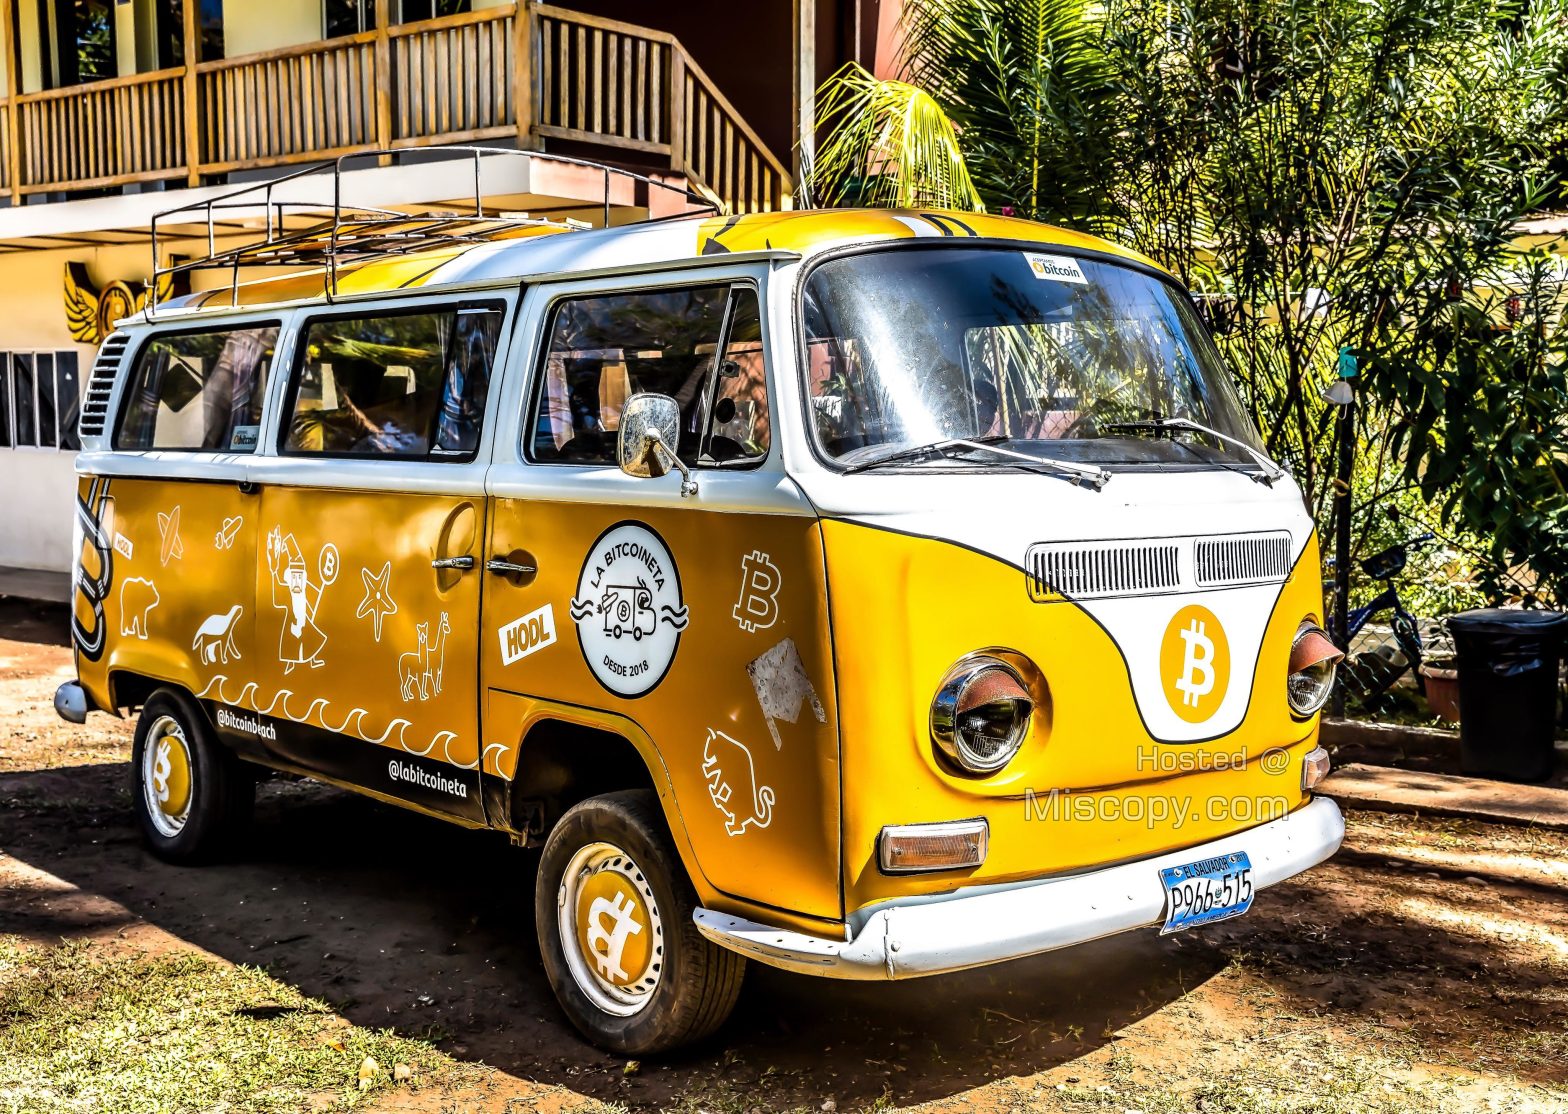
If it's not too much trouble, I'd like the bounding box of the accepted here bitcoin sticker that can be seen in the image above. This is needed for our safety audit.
[1159,604,1231,723]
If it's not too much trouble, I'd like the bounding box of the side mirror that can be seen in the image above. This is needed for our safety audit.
[617,393,697,497]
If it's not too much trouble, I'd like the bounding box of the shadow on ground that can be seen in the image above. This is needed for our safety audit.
[0,762,1231,1108]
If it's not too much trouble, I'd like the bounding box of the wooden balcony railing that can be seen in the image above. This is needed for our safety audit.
[0,2,789,214]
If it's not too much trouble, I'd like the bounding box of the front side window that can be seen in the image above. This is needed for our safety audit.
[803,248,1261,469]
[531,284,770,467]
[284,304,503,460]
[117,325,277,452]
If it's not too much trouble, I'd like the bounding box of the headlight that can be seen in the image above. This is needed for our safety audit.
[1287,622,1342,716]
[931,657,1034,774]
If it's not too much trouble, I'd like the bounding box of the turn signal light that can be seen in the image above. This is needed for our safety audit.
[878,819,989,874]
[1302,745,1332,792]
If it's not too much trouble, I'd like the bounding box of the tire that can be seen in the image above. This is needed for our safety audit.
[535,789,744,1055]
[130,687,254,863]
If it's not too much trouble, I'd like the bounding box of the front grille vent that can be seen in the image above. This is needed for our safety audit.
[77,332,129,438]
[1025,541,1181,601]
[1194,532,1292,586]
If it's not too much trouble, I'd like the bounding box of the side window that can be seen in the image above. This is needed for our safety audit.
[117,325,278,452]
[531,284,770,466]
[284,304,503,460]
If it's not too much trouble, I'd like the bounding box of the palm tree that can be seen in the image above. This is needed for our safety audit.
[807,63,983,211]
[807,0,1115,222]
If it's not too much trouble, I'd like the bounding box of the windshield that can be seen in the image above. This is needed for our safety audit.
[801,247,1262,468]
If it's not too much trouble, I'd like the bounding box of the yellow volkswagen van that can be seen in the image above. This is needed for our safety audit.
[58,176,1344,1054]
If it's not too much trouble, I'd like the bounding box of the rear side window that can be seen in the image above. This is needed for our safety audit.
[116,324,278,452]
[283,304,504,460]
[530,284,770,466]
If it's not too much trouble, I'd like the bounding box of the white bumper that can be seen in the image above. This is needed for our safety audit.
[693,796,1344,980]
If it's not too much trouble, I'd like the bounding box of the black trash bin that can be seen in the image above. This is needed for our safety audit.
[1446,609,1568,782]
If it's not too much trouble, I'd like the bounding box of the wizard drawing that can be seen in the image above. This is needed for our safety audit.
[267,527,336,673]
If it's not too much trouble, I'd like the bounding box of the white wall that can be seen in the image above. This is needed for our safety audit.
[6,451,80,570]
[223,0,324,56]
[0,241,144,573]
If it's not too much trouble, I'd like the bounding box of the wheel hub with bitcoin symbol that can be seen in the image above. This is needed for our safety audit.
[558,841,664,1016]
[141,714,193,837]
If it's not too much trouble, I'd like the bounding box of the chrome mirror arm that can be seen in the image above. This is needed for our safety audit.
[644,430,699,498]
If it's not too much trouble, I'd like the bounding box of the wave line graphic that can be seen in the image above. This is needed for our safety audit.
[256,688,294,717]
[324,706,365,735]
[482,742,511,779]
[660,603,690,630]
[198,675,467,774]
[362,717,412,747]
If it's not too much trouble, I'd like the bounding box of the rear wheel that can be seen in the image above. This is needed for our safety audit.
[535,789,744,1055]
[130,688,253,862]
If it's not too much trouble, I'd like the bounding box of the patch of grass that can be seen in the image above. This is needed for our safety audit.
[0,938,479,1113]
[1052,1025,1566,1114]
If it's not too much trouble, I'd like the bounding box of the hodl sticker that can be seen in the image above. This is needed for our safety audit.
[499,604,557,666]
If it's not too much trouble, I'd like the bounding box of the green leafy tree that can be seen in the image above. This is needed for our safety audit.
[809,0,1568,600]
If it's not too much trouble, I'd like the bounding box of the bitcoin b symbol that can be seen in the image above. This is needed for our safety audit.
[584,889,643,984]
[732,550,781,632]
[319,543,340,586]
[152,738,174,803]
[1160,605,1230,723]
[1174,620,1215,706]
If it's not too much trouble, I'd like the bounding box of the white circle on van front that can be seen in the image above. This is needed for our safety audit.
[569,522,689,698]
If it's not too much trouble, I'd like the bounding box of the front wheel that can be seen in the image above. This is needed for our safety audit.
[535,789,744,1055]
[131,688,254,863]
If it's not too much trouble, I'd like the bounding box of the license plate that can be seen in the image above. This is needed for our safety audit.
[1159,851,1253,934]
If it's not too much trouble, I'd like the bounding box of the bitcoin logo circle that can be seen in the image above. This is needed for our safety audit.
[1159,605,1230,723]
[576,869,652,989]
[151,733,191,817]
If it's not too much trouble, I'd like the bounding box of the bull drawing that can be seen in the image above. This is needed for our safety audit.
[701,729,775,837]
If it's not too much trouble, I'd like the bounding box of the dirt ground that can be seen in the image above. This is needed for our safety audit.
[2,597,1567,1113]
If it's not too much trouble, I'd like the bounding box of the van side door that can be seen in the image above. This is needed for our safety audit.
[236,296,512,823]
[480,269,842,922]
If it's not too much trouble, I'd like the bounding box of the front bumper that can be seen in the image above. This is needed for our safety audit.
[693,796,1344,980]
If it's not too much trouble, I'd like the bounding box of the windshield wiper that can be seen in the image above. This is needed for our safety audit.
[841,436,1006,475]
[844,436,1110,490]
[1102,417,1286,485]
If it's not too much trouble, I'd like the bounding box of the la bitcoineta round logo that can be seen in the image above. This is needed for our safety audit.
[569,522,688,698]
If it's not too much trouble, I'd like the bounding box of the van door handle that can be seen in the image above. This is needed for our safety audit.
[431,556,476,571]
[237,480,259,495]
[486,558,536,575]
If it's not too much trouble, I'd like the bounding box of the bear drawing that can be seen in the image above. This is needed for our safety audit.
[119,578,159,639]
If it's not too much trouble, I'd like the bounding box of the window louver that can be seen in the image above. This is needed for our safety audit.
[77,332,129,439]
[1026,542,1181,601]
[1194,533,1292,586]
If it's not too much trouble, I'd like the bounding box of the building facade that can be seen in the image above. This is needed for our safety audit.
[0,0,898,595]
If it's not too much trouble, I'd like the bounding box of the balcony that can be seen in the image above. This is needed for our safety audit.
[0,3,790,216]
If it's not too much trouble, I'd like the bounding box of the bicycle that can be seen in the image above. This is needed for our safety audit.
[1325,528,1437,706]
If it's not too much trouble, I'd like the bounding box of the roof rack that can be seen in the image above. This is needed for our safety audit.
[149,146,721,316]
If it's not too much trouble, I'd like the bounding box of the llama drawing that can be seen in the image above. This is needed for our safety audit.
[396,612,450,702]
[398,624,428,701]
[192,606,243,665]
[425,612,450,697]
